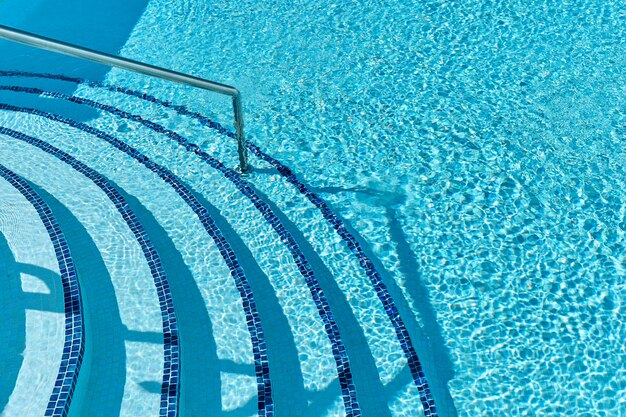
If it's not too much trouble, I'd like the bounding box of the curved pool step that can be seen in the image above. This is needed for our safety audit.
[0,71,440,417]
[0,129,180,417]
[0,101,361,416]
[0,175,66,416]
[30,182,129,417]
[75,79,436,415]
[0,165,84,417]
[46,71,439,416]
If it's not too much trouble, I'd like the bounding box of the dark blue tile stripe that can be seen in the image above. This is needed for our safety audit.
[0,164,85,417]
[0,86,361,416]
[0,127,180,417]
[0,110,274,417]
[0,71,437,416]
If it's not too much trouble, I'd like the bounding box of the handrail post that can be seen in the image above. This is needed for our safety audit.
[232,92,249,173]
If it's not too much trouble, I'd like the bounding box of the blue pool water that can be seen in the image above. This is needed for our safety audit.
[0,0,625,416]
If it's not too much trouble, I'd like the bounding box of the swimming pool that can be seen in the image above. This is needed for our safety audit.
[0,0,624,416]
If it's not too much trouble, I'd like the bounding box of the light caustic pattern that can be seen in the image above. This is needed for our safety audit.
[2,0,623,415]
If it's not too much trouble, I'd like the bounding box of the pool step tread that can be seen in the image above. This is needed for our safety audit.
[0,128,180,417]
[0,164,85,417]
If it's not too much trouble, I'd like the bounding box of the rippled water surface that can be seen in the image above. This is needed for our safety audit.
[1,0,625,416]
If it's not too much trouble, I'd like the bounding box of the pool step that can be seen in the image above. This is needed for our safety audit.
[0,130,178,417]
[0,165,84,417]
[0,73,438,417]
[0,173,67,416]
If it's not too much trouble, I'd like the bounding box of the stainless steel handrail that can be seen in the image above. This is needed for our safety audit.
[0,24,250,172]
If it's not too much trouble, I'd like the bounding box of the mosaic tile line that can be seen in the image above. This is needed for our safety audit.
[0,164,85,417]
[0,127,180,417]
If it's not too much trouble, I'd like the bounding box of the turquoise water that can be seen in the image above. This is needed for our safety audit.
[1,0,625,416]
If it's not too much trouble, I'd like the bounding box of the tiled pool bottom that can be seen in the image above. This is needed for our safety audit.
[0,72,443,417]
